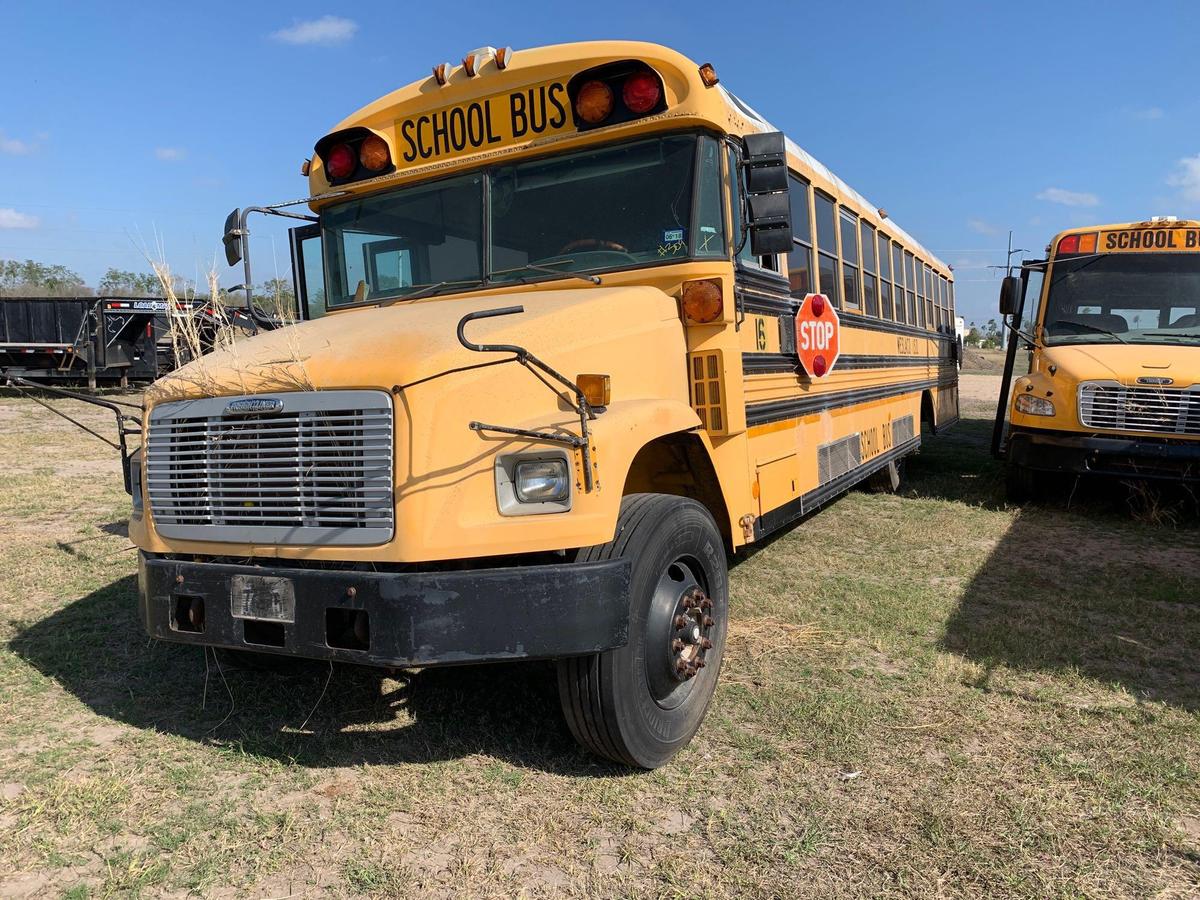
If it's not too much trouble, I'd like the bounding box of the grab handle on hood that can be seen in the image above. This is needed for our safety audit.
[456,305,526,355]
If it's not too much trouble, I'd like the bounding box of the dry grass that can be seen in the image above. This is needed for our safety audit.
[0,385,1197,897]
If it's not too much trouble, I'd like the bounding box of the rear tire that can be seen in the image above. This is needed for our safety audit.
[557,494,728,769]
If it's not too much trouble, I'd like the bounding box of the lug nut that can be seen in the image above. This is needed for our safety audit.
[699,598,713,610]
[682,596,696,610]
[674,615,688,629]
[694,659,706,669]
[700,638,713,650]
[703,616,715,627]
[685,667,697,679]
[672,638,684,652]
[675,660,689,674]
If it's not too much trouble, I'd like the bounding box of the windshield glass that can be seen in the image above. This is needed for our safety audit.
[1041,253,1200,345]
[321,134,716,307]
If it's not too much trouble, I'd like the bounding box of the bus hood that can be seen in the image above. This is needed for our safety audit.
[1038,344,1200,389]
[147,285,685,405]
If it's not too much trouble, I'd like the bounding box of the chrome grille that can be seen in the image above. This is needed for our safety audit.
[1078,382,1200,437]
[146,390,393,545]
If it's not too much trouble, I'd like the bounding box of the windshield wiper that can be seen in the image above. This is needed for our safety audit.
[381,278,484,305]
[490,261,601,286]
[1047,320,1127,344]
[1144,332,1200,340]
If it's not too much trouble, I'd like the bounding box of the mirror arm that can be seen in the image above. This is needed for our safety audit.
[235,206,321,331]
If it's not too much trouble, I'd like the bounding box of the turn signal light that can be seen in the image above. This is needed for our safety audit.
[575,373,611,408]
[326,143,356,180]
[575,80,614,124]
[681,279,723,323]
[359,135,390,171]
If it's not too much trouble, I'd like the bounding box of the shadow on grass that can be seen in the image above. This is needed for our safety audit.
[939,506,1200,711]
[9,575,629,775]
[907,414,1200,711]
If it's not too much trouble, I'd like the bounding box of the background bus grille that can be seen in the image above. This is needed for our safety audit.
[146,390,394,545]
[1078,382,1200,437]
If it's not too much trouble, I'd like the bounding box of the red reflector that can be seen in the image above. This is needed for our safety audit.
[1057,234,1080,255]
[622,71,661,114]
[810,295,826,317]
[812,354,828,377]
[326,143,356,180]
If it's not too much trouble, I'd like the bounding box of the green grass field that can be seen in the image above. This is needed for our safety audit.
[0,382,1197,898]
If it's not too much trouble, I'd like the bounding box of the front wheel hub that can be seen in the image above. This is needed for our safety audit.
[670,586,716,682]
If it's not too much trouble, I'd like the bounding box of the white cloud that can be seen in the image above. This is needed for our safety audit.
[0,208,40,229]
[1166,154,1200,202]
[0,131,38,155]
[155,146,186,161]
[967,218,1001,236]
[1036,187,1100,208]
[270,16,357,46]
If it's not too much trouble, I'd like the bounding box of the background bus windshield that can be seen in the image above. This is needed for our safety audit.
[322,135,722,307]
[1041,254,1200,345]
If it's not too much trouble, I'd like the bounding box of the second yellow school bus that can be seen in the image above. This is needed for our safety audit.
[129,41,958,767]
[995,217,1200,499]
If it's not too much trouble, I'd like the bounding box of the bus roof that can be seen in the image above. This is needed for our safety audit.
[310,40,950,276]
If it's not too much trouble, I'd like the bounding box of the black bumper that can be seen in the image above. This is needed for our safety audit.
[138,553,630,667]
[1008,427,1200,481]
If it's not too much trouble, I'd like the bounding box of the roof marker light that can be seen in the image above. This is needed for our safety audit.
[432,62,450,86]
[462,53,478,77]
[698,62,719,87]
[495,46,513,69]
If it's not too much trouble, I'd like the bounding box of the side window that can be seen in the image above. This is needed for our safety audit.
[290,225,326,320]
[839,208,861,310]
[878,232,893,320]
[786,174,814,297]
[923,264,935,330]
[904,251,917,325]
[814,191,840,306]
[861,220,878,317]
[694,136,727,258]
[892,242,906,323]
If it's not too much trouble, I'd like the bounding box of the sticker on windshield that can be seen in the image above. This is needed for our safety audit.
[662,228,685,244]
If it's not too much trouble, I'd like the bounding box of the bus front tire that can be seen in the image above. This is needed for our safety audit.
[1005,462,1039,503]
[556,494,728,769]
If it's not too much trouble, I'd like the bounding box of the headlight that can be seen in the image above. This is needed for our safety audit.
[515,459,570,503]
[1015,393,1055,416]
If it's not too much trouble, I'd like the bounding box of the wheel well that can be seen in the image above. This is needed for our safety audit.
[920,390,936,432]
[622,432,732,548]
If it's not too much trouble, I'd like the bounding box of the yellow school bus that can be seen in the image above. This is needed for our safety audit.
[994,217,1200,500]
[129,41,958,768]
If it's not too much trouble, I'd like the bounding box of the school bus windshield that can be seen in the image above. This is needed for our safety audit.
[1042,253,1200,345]
[321,133,726,307]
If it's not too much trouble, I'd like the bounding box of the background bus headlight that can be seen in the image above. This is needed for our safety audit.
[515,459,570,503]
[1015,394,1055,417]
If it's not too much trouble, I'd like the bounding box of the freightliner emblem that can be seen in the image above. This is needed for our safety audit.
[224,397,284,415]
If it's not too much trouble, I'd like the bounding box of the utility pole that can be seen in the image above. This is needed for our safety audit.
[987,231,1028,348]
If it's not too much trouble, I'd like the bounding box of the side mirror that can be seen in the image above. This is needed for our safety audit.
[742,132,792,256]
[998,275,1021,316]
[222,208,242,267]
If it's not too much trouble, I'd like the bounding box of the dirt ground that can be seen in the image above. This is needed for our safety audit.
[0,382,1197,898]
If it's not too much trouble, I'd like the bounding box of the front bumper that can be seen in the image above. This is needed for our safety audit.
[1008,426,1200,481]
[138,553,630,667]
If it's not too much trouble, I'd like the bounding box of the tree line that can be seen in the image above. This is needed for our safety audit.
[0,258,294,307]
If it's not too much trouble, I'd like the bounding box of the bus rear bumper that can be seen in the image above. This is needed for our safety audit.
[138,552,630,667]
[1008,427,1200,481]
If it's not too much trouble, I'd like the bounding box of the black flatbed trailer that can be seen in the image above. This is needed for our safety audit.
[0,296,230,387]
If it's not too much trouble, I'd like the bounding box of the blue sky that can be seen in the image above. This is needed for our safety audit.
[2,1,1198,325]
